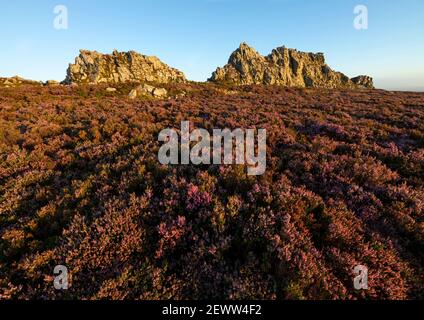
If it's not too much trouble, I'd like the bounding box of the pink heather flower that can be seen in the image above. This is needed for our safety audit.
[186,183,212,211]
[177,216,186,227]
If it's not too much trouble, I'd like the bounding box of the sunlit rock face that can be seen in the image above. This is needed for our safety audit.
[64,49,186,85]
[0,76,42,87]
[209,43,374,89]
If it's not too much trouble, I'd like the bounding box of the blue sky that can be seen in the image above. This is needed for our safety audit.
[0,0,423,90]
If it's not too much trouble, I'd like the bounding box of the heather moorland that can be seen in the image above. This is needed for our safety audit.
[0,83,423,299]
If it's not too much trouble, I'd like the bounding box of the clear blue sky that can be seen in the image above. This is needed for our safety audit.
[0,0,423,90]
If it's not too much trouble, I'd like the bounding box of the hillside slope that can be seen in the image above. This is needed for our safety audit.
[0,84,423,299]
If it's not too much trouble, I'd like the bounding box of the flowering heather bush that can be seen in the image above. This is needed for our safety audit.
[0,83,423,300]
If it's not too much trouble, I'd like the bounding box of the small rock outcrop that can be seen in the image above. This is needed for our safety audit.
[0,76,42,87]
[129,84,168,99]
[209,43,374,89]
[351,75,374,89]
[64,49,186,85]
[45,80,60,86]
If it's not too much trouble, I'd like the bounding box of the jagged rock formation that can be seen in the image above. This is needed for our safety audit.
[351,75,374,89]
[209,43,374,89]
[0,76,42,87]
[64,49,186,85]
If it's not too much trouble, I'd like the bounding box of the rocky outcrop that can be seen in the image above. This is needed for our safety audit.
[0,76,42,87]
[45,80,60,86]
[129,84,169,99]
[64,49,186,85]
[351,75,374,89]
[209,43,374,89]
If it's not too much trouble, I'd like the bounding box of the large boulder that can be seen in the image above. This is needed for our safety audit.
[128,84,168,99]
[64,49,186,85]
[209,43,374,89]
